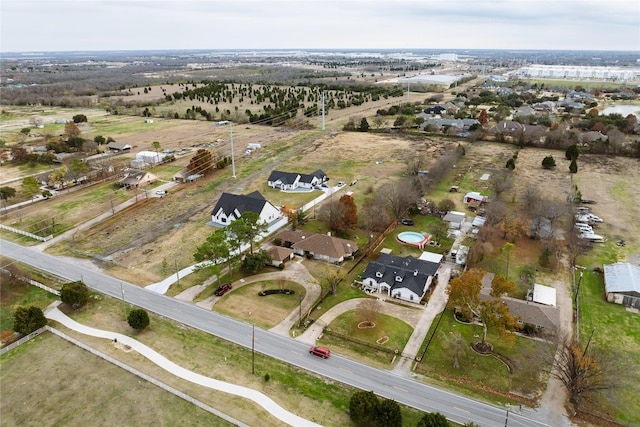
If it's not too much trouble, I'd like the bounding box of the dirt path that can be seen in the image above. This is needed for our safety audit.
[534,256,576,427]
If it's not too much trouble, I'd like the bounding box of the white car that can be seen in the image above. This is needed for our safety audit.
[155,189,167,196]
[575,223,592,232]
[586,214,603,223]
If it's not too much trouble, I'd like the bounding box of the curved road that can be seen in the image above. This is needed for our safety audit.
[1,239,549,427]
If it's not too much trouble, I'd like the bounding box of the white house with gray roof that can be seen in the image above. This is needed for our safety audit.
[361,253,440,303]
[267,169,328,191]
[210,191,281,227]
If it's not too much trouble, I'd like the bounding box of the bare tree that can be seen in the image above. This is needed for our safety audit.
[376,179,420,220]
[361,196,392,232]
[490,170,514,199]
[322,266,344,296]
[551,335,616,404]
[356,298,381,326]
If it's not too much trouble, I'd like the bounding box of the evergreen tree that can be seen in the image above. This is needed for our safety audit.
[127,308,150,330]
[13,306,47,335]
[569,158,578,173]
[60,281,89,309]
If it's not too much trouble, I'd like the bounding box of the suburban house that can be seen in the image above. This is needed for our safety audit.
[210,191,281,227]
[274,230,358,264]
[266,246,294,267]
[107,141,132,152]
[267,169,328,191]
[603,262,640,308]
[418,117,479,132]
[117,169,159,189]
[361,253,440,303]
[480,273,559,336]
[443,211,465,229]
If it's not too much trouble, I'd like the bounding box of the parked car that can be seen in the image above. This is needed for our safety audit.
[337,181,345,187]
[155,189,167,196]
[214,283,232,296]
[350,179,358,186]
[586,213,603,223]
[401,218,414,226]
[309,346,331,359]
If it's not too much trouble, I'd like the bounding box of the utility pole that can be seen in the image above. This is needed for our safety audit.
[120,282,126,318]
[252,324,255,375]
[229,122,236,179]
[175,259,180,287]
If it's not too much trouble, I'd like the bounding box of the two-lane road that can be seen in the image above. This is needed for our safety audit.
[1,239,549,427]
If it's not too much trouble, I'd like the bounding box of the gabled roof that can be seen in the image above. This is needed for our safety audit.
[268,170,300,185]
[499,296,560,330]
[268,169,327,185]
[604,262,640,294]
[443,211,465,224]
[362,253,439,296]
[107,141,132,150]
[211,191,268,217]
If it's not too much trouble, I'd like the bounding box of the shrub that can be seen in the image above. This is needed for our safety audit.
[264,373,270,382]
[60,281,89,309]
[13,306,47,335]
[127,308,150,330]
[569,158,578,173]
[506,158,516,170]
[542,156,556,169]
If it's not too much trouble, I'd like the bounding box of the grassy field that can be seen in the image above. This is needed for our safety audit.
[0,334,233,427]
[575,270,640,424]
[1,284,428,427]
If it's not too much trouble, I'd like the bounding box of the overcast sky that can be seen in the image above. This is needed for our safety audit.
[1,0,639,53]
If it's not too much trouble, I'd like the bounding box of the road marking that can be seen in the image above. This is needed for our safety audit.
[340,367,352,373]
[393,386,408,393]
[207,320,218,326]
[454,406,470,414]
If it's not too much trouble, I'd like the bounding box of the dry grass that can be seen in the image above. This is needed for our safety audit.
[0,333,236,427]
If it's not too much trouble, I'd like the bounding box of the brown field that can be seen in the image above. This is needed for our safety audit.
[0,333,235,427]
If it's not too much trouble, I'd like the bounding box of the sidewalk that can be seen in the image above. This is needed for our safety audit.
[45,304,321,427]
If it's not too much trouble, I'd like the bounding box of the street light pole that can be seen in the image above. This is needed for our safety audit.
[252,323,255,375]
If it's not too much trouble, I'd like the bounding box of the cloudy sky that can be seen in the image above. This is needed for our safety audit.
[1,0,638,53]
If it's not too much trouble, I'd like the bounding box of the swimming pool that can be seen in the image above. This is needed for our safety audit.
[397,231,430,249]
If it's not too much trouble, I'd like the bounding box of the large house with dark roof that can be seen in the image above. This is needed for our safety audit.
[361,253,440,303]
[267,169,328,191]
[210,191,281,227]
[274,230,357,264]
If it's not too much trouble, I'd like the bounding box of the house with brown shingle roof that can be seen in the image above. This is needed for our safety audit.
[266,246,294,267]
[273,230,357,264]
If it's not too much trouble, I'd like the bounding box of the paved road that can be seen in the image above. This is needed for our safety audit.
[1,239,549,427]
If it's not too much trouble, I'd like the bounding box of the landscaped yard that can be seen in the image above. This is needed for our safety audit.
[319,311,414,369]
[415,310,553,405]
[213,280,306,329]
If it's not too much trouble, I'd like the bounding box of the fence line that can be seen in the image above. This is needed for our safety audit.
[0,223,52,242]
[0,326,47,355]
[0,268,61,295]
[45,326,249,427]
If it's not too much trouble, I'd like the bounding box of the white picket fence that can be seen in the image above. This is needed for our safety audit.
[0,223,52,242]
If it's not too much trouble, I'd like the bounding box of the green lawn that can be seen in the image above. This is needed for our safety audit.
[319,311,414,369]
[576,270,640,424]
[416,310,553,405]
